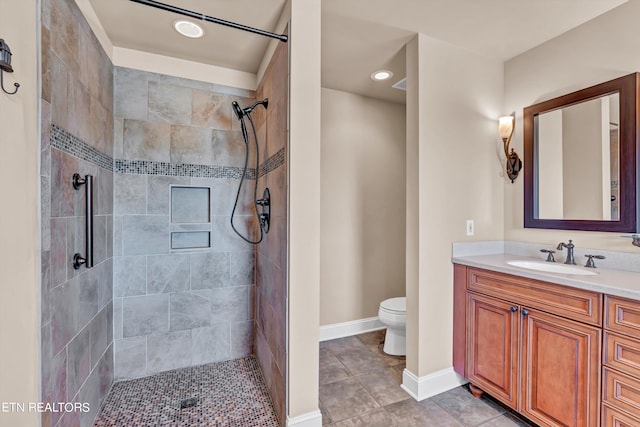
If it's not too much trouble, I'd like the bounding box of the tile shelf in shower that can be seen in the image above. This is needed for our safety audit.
[171,231,210,250]
[170,186,212,250]
[171,186,211,224]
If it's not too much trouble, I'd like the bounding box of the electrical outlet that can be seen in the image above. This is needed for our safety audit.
[466,220,474,236]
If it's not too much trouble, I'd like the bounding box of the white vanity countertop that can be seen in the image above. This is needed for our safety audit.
[452,253,640,300]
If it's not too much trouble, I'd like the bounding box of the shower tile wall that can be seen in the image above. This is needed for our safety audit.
[254,36,289,425]
[40,0,114,426]
[112,67,259,380]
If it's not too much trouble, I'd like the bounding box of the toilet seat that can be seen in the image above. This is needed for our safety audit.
[380,297,406,315]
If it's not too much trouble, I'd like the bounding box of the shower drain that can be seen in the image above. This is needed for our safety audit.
[180,397,198,409]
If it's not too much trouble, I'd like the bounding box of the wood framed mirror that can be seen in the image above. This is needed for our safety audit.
[523,73,639,232]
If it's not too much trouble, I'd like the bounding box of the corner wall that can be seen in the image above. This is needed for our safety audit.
[320,88,406,326]
[504,0,640,251]
[254,32,289,425]
[0,1,40,426]
[287,0,322,423]
[40,0,115,425]
[405,34,504,382]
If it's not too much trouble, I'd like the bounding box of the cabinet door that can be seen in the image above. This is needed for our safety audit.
[521,309,601,427]
[466,292,519,409]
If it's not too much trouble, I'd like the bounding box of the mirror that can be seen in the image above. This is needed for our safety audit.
[536,93,619,221]
[524,73,639,232]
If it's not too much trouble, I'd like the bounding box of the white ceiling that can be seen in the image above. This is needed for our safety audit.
[89,0,287,72]
[87,0,628,103]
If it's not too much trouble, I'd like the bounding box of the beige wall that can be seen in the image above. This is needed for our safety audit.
[504,0,640,250]
[406,34,504,377]
[0,1,40,426]
[562,100,604,220]
[537,110,564,218]
[288,0,322,421]
[320,88,406,326]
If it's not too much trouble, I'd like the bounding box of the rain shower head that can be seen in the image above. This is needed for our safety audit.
[232,99,269,120]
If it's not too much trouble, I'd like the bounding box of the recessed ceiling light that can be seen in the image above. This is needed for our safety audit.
[371,70,393,81]
[174,20,204,39]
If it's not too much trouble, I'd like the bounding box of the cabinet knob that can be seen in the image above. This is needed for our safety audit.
[510,306,518,312]
[521,309,530,316]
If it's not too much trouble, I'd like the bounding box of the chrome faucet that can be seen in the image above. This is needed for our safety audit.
[556,240,576,265]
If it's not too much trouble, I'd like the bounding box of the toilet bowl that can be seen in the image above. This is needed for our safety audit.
[378,297,406,356]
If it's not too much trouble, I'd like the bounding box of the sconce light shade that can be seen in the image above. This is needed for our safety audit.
[498,115,514,140]
[499,114,521,183]
[0,39,14,73]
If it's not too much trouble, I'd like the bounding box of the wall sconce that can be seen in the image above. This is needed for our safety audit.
[0,39,20,95]
[499,114,521,183]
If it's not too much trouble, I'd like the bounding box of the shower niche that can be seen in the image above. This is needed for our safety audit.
[170,186,211,250]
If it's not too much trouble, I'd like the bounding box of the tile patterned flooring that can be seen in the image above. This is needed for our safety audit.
[94,331,534,426]
[93,356,279,426]
[320,331,535,426]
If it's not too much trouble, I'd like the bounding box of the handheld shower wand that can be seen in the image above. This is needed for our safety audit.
[230,99,270,244]
[232,101,245,120]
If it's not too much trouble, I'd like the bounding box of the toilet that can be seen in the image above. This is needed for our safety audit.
[378,297,406,356]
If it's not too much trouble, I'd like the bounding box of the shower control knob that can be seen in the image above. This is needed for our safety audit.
[259,213,270,233]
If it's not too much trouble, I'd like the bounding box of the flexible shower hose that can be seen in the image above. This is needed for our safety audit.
[230,113,263,244]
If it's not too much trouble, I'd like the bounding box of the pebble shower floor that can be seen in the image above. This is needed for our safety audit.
[93,356,279,426]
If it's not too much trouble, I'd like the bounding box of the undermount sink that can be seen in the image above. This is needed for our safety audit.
[507,260,598,276]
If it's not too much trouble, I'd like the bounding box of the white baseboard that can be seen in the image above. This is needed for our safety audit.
[319,317,385,342]
[286,409,323,427]
[401,367,468,401]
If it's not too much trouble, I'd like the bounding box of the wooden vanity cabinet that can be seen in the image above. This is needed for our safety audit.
[455,266,602,427]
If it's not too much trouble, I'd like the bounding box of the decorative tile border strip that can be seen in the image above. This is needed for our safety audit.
[115,148,285,179]
[50,124,114,171]
[259,147,286,177]
[115,160,256,179]
[51,123,286,179]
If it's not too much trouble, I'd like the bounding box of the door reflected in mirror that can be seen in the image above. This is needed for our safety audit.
[536,93,620,221]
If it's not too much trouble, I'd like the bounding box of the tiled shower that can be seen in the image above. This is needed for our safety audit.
[39,0,289,426]
[111,67,258,380]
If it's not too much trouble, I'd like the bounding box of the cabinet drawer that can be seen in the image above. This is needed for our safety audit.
[606,296,640,338]
[605,332,640,378]
[603,367,640,418]
[602,404,640,427]
[468,268,602,326]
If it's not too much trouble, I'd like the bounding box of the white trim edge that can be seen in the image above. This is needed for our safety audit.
[319,317,385,342]
[401,367,468,401]
[286,409,323,427]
